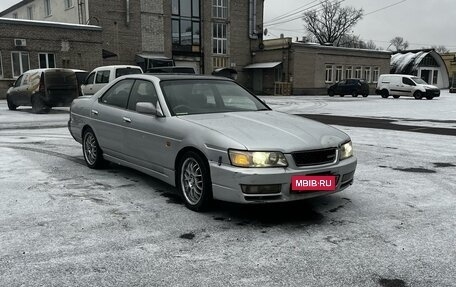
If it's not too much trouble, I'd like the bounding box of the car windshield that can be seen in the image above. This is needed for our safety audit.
[160,79,270,116]
[411,77,428,85]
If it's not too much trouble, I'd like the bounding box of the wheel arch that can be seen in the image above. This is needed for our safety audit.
[174,146,211,186]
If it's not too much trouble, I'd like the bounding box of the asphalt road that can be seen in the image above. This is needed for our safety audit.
[0,100,455,287]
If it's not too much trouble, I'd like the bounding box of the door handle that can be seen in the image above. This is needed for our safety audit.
[91,109,98,115]
[123,117,131,123]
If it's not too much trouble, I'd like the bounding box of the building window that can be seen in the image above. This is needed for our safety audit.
[213,0,228,19]
[373,67,379,83]
[64,0,73,9]
[27,6,33,19]
[345,66,353,79]
[213,57,228,68]
[44,0,51,16]
[325,65,333,83]
[335,66,343,82]
[13,12,18,18]
[11,51,30,77]
[213,23,227,54]
[432,70,438,85]
[39,53,56,68]
[172,0,201,47]
[363,67,371,82]
[355,66,362,79]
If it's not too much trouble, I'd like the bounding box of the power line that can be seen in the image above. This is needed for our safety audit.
[264,0,320,24]
[264,0,346,28]
[364,0,408,16]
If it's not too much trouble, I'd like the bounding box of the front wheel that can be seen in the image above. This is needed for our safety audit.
[178,151,212,212]
[425,96,434,100]
[393,95,400,99]
[82,128,105,169]
[362,94,368,98]
[6,96,17,110]
[352,92,358,97]
[328,90,335,97]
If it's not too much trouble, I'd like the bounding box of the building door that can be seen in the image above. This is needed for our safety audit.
[252,69,263,94]
[420,69,431,84]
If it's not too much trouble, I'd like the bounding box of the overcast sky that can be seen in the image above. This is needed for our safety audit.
[1,0,455,51]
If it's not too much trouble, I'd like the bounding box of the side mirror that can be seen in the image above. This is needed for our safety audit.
[136,102,164,117]
[9,82,15,87]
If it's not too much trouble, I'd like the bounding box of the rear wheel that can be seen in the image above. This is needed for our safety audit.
[425,96,434,100]
[328,90,335,97]
[177,151,212,212]
[340,94,345,97]
[82,128,105,169]
[31,95,50,114]
[414,91,423,100]
[6,96,17,110]
[352,91,358,97]
[362,94,368,98]
[381,90,389,98]
[393,95,400,99]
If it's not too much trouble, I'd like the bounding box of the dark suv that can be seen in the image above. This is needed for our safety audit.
[328,79,370,97]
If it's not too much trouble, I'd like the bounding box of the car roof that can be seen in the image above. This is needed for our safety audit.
[139,73,232,81]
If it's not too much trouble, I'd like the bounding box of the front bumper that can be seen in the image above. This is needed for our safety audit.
[210,156,357,204]
[425,89,440,97]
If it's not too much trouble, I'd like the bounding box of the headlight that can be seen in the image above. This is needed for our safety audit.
[340,141,353,160]
[229,150,288,168]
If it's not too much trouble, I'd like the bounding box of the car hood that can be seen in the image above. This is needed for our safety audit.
[180,111,350,152]
[423,84,439,90]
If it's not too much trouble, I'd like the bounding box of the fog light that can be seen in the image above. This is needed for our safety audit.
[241,184,282,194]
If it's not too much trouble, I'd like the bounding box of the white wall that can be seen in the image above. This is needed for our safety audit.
[3,0,80,24]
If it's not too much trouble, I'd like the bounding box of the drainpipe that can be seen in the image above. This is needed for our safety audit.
[126,0,130,26]
[249,0,258,39]
[85,0,90,24]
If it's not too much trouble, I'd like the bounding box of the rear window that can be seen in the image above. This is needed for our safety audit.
[44,70,77,87]
[115,68,142,78]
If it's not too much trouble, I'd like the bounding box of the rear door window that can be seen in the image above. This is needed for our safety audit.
[95,70,110,84]
[100,79,134,109]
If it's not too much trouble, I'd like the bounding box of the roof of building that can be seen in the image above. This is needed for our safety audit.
[0,18,101,30]
[0,0,34,16]
[390,49,439,74]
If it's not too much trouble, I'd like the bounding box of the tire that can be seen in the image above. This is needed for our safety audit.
[352,91,358,97]
[31,95,50,114]
[414,91,423,100]
[393,95,400,99]
[362,94,368,98]
[6,96,17,110]
[425,96,434,100]
[177,151,212,212]
[82,128,105,169]
[340,94,345,97]
[328,90,335,97]
[381,90,389,98]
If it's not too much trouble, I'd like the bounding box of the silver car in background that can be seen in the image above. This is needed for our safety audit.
[68,74,357,211]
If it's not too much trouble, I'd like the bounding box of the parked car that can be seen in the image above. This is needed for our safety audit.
[146,66,197,74]
[7,68,79,113]
[328,79,369,97]
[81,65,143,96]
[375,74,440,99]
[69,74,357,212]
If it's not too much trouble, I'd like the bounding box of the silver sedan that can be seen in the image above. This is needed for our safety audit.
[68,74,357,211]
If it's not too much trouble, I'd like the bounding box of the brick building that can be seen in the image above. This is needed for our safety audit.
[246,37,391,95]
[0,18,102,98]
[1,0,264,89]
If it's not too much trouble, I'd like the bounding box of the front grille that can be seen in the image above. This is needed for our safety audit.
[292,148,337,166]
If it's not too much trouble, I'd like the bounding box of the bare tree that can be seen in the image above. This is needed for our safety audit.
[431,45,449,53]
[389,36,409,51]
[365,40,378,50]
[302,0,363,46]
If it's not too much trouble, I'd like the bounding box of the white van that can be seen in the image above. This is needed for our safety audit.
[376,74,440,100]
[81,65,143,96]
